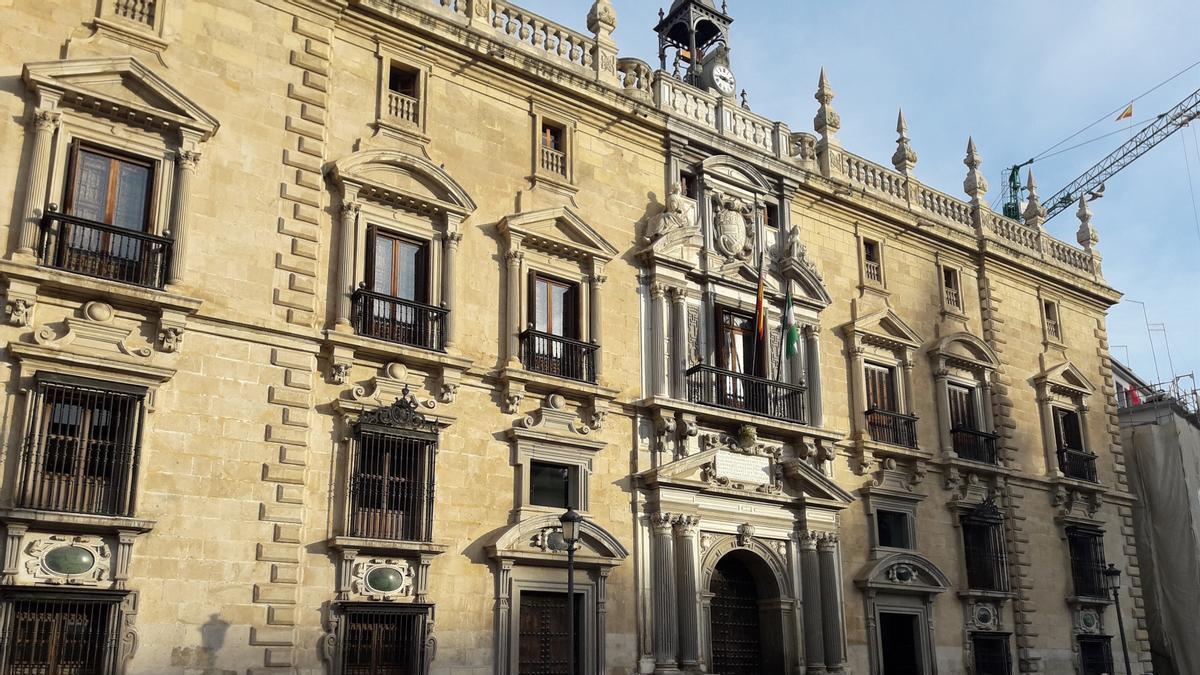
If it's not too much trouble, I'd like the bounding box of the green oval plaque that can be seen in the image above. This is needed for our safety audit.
[45,546,95,576]
[366,567,405,593]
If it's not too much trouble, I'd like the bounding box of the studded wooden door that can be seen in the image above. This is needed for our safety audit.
[709,557,763,675]
[518,591,581,675]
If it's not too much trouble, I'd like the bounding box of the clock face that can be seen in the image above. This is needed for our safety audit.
[712,65,736,94]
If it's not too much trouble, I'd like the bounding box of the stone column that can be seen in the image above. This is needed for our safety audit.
[651,512,680,673]
[505,250,524,366]
[849,342,868,439]
[17,108,60,257]
[166,149,200,286]
[805,325,823,427]
[818,535,846,672]
[901,355,917,416]
[668,286,688,399]
[442,228,462,349]
[650,284,669,398]
[1,524,28,585]
[934,366,954,457]
[335,194,360,329]
[673,516,701,672]
[590,270,606,378]
[799,532,826,673]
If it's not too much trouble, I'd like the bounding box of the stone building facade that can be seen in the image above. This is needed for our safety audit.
[0,0,1152,673]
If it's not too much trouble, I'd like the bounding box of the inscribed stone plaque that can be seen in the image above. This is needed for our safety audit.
[715,451,771,485]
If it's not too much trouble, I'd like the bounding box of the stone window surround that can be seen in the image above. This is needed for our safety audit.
[856,553,951,675]
[863,492,922,559]
[1039,291,1066,347]
[842,308,925,458]
[92,0,170,58]
[937,259,967,317]
[320,601,436,675]
[529,99,579,193]
[928,333,1000,463]
[1034,363,1096,480]
[507,421,606,524]
[857,231,887,291]
[0,587,141,672]
[374,40,433,142]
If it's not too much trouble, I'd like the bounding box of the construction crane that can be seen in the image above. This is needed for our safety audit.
[1001,85,1200,223]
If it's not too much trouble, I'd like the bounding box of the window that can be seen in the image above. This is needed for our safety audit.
[540,122,567,176]
[971,633,1012,675]
[529,461,572,509]
[949,383,997,464]
[348,425,437,543]
[1054,407,1096,482]
[1066,527,1107,598]
[2,595,119,674]
[865,363,897,412]
[876,510,911,549]
[19,377,144,517]
[716,308,754,375]
[42,143,170,288]
[355,229,444,351]
[862,239,883,284]
[522,274,594,382]
[942,267,962,311]
[338,604,431,675]
[532,275,579,339]
[961,516,1008,592]
[765,203,779,231]
[864,363,917,448]
[1077,636,1114,675]
[386,64,421,126]
[1043,300,1061,341]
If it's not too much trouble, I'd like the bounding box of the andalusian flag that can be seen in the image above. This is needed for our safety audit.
[1115,103,1134,121]
[778,288,799,380]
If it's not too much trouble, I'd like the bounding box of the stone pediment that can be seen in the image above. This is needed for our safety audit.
[331,149,476,216]
[856,552,950,596]
[843,307,923,350]
[485,514,628,568]
[24,57,219,142]
[646,449,852,507]
[701,155,772,192]
[780,458,855,506]
[500,207,617,263]
[929,332,999,371]
[1036,360,1096,397]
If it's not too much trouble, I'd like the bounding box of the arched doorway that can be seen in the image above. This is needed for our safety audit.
[708,551,783,674]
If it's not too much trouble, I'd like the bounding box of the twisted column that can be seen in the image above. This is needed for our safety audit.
[673,515,701,671]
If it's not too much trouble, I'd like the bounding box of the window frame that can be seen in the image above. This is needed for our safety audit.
[1065,527,1108,599]
[0,590,128,675]
[1042,298,1064,344]
[528,460,577,510]
[344,414,439,545]
[874,509,913,550]
[63,141,158,234]
[375,48,432,140]
[715,306,756,375]
[970,632,1013,675]
[859,236,886,288]
[939,263,965,315]
[529,100,579,189]
[864,493,921,558]
[1076,635,1115,675]
[333,602,434,675]
[366,226,432,305]
[529,272,581,339]
[960,514,1010,593]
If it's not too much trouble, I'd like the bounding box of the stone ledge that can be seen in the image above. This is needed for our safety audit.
[0,509,155,535]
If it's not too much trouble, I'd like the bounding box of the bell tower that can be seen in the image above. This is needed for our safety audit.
[655,0,734,94]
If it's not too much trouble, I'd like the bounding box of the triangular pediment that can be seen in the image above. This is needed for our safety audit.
[780,458,855,506]
[1037,360,1096,396]
[500,207,618,262]
[24,57,219,141]
[845,307,923,350]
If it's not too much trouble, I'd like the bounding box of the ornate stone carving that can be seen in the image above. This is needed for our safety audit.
[33,301,152,358]
[814,68,841,143]
[963,137,988,205]
[1023,168,1046,228]
[1053,484,1102,519]
[350,558,415,601]
[885,562,919,585]
[736,523,756,548]
[23,534,111,586]
[517,393,592,435]
[686,305,701,365]
[713,192,755,261]
[331,362,352,385]
[891,109,918,175]
[6,298,34,327]
[967,598,1003,632]
[503,392,523,414]
[438,383,459,404]
[357,391,437,434]
[157,326,184,353]
[645,182,697,242]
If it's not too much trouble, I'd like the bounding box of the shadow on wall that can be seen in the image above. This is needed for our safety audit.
[167,613,234,674]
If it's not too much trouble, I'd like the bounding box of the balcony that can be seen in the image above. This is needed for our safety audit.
[38,210,172,289]
[352,288,447,352]
[952,428,1000,464]
[944,286,961,310]
[865,260,883,284]
[685,364,807,424]
[541,146,567,176]
[386,90,419,125]
[1058,448,1098,483]
[520,329,598,384]
[866,409,919,448]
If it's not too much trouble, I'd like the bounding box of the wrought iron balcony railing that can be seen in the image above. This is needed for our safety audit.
[38,210,172,289]
[1058,447,1098,483]
[952,427,1000,465]
[520,329,598,384]
[685,364,807,424]
[352,288,447,352]
[866,408,919,448]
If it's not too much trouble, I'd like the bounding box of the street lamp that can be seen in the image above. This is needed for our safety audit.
[559,508,584,675]
[1104,563,1134,675]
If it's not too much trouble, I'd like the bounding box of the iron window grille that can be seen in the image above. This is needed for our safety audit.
[1066,527,1108,599]
[970,633,1012,675]
[1077,636,1114,675]
[961,501,1009,592]
[0,591,124,675]
[18,377,145,517]
[338,603,432,675]
[346,397,438,543]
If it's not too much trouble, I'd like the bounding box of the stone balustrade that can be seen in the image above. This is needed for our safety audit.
[489,1,595,71]
[616,58,653,97]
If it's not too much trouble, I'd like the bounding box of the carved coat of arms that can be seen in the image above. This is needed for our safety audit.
[714,194,754,260]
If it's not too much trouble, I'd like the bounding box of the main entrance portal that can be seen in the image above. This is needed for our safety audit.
[709,553,768,675]
[879,612,922,675]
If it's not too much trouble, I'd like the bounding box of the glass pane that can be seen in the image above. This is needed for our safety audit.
[373,236,394,295]
[530,462,570,508]
[535,279,549,333]
[112,161,151,231]
[72,151,112,222]
[396,240,421,302]
[876,510,909,548]
[550,283,568,336]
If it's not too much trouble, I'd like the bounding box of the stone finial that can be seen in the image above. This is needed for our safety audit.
[587,0,617,38]
[892,109,917,176]
[1076,196,1099,250]
[1023,168,1046,228]
[963,137,988,205]
[814,68,841,147]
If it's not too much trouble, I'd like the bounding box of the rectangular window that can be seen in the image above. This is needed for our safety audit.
[4,595,118,674]
[1066,527,1108,598]
[540,123,567,176]
[865,363,897,412]
[971,633,1012,675]
[349,428,437,542]
[1077,636,1114,675]
[765,203,779,231]
[369,230,429,304]
[66,144,154,233]
[1053,407,1084,452]
[532,275,579,339]
[863,239,883,284]
[716,308,755,375]
[357,230,443,350]
[942,267,962,310]
[20,378,144,517]
[529,461,572,509]
[876,510,911,549]
[340,604,431,675]
[1043,300,1061,340]
[522,274,595,382]
[948,384,977,431]
[962,517,1009,592]
[386,63,421,125]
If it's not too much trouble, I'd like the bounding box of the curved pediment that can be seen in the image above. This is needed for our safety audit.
[24,57,219,141]
[843,307,923,350]
[500,207,618,263]
[701,155,773,192]
[1037,360,1096,397]
[929,332,999,371]
[332,150,476,216]
[856,552,950,595]
[486,514,629,567]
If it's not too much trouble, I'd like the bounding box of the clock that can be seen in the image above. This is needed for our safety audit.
[711,65,736,95]
[699,45,737,98]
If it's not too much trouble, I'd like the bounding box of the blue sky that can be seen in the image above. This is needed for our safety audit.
[516,0,1200,388]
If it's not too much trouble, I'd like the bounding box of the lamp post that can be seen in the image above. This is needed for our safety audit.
[1104,563,1134,675]
[560,508,584,675]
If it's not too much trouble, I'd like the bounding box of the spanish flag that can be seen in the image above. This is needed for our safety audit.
[753,253,770,378]
[1116,103,1134,121]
